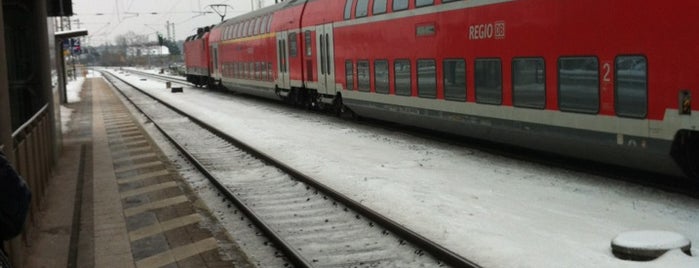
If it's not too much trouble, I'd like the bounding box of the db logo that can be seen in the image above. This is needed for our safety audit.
[494,21,505,39]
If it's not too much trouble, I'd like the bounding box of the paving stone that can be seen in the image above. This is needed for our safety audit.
[23,75,249,268]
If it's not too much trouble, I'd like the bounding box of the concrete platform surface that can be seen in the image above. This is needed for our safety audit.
[22,77,253,268]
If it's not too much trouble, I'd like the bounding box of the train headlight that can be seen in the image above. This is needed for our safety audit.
[680,90,691,115]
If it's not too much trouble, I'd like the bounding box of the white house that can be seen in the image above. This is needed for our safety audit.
[126,45,170,57]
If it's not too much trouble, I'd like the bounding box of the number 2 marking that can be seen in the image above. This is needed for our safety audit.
[603,63,611,82]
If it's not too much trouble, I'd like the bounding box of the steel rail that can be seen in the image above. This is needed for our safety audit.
[121,68,189,84]
[101,71,314,268]
[103,69,482,268]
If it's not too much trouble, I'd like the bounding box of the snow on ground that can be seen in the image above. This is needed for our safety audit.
[110,69,699,267]
[60,105,73,134]
[61,70,101,133]
[66,77,84,103]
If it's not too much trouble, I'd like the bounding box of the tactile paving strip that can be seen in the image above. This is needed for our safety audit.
[96,81,247,268]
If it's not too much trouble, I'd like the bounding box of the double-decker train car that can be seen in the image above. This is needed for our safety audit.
[185,0,699,179]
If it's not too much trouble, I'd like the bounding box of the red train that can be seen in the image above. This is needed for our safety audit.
[184,0,699,179]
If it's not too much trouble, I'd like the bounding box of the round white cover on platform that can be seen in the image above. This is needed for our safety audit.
[611,230,691,261]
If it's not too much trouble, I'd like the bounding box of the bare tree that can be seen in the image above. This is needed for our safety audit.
[114,31,150,48]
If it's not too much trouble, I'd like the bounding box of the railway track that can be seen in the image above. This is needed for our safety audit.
[120,68,189,84]
[100,69,480,268]
[124,68,699,199]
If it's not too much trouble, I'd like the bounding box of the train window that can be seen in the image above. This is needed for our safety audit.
[513,57,546,109]
[615,56,647,118]
[416,0,433,7]
[558,57,599,114]
[239,21,245,37]
[394,59,412,96]
[267,62,272,80]
[375,60,389,94]
[247,20,255,36]
[475,59,503,105]
[288,33,298,57]
[373,0,387,14]
[358,60,371,92]
[305,31,312,56]
[250,62,254,79]
[258,62,263,80]
[264,62,268,80]
[346,60,354,90]
[356,0,369,18]
[254,17,262,35]
[260,16,268,34]
[443,59,466,101]
[242,21,249,37]
[417,59,437,98]
[267,16,272,33]
[259,62,264,80]
[242,63,247,78]
[344,0,354,20]
[393,0,409,11]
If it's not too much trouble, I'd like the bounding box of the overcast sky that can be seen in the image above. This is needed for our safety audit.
[71,0,276,46]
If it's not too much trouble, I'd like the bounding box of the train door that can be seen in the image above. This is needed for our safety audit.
[276,31,291,89]
[211,44,220,80]
[316,24,336,95]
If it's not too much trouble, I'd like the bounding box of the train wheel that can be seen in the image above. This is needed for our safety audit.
[332,94,345,117]
[672,130,699,178]
[687,131,699,178]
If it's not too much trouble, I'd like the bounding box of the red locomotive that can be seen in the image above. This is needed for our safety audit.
[184,26,212,87]
[184,0,699,179]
